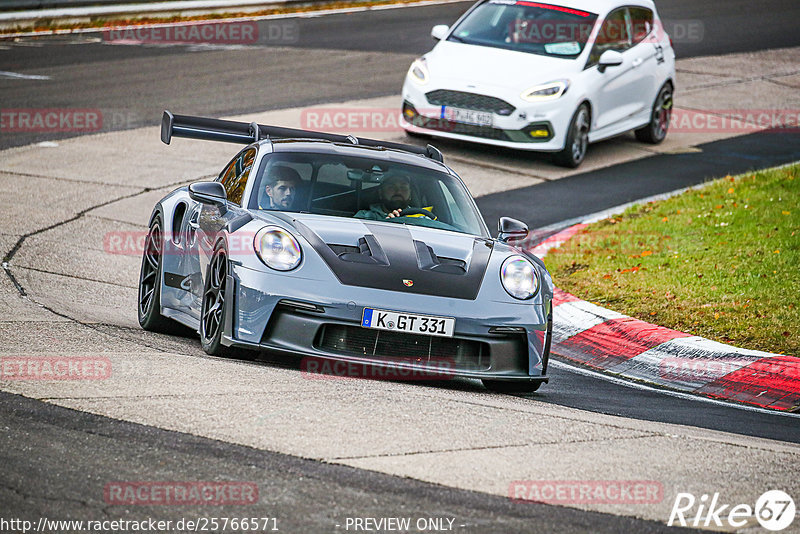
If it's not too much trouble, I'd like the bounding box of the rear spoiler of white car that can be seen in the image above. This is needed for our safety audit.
[160,110,444,163]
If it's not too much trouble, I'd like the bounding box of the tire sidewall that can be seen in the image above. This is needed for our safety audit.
[647,83,672,142]
[200,242,228,354]
[138,215,164,328]
[656,84,672,140]
[557,104,590,168]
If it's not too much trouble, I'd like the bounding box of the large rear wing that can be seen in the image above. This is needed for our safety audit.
[160,110,444,163]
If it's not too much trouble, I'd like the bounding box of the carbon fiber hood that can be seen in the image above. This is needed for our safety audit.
[264,212,494,300]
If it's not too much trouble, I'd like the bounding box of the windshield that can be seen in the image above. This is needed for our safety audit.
[448,0,598,58]
[248,152,488,237]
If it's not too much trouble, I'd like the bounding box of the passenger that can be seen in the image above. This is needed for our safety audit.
[263,166,301,210]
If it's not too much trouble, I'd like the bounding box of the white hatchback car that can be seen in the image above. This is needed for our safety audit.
[400,0,675,167]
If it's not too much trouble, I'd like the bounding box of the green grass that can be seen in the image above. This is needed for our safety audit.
[545,164,799,355]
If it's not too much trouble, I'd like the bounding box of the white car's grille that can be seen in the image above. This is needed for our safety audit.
[425,90,516,115]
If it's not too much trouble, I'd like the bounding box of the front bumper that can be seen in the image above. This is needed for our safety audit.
[401,79,575,152]
[222,264,551,382]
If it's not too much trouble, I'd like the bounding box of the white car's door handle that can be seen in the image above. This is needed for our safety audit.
[632,57,644,68]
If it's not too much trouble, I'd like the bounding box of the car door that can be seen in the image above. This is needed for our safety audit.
[197,147,257,288]
[584,7,647,132]
[626,6,663,112]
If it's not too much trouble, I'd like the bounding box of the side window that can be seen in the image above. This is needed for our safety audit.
[629,7,653,45]
[255,158,312,210]
[218,156,237,186]
[222,148,256,206]
[587,8,632,67]
[438,181,466,230]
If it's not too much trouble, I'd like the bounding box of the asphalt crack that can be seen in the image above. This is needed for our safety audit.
[0,169,143,189]
[13,265,138,289]
[680,69,800,93]
[0,176,200,356]
[326,433,658,461]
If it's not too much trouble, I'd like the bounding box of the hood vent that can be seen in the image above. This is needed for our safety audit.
[292,217,490,299]
[414,241,466,275]
[328,235,388,265]
[329,236,465,274]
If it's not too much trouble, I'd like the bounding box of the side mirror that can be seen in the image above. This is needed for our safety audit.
[498,217,528,243]
[431,24,449,41]
[189,181,227,214]
[597,50,623,73]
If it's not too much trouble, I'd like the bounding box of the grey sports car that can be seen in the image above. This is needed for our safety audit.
[138,111,553,392]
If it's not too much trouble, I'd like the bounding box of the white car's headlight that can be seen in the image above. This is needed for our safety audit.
[501,256,539,300]
[408,58,430,85]
[521,80,569,102]
[254,227,302,271]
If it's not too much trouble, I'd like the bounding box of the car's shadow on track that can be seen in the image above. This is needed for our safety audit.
[400,130,641,173]
[126,324,799,443]
[247,348,545,398]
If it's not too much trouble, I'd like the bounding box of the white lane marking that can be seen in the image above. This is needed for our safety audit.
[0,70,51,80]
[608,336,776,390]
[549,359,800,419]
[552,300,625,343]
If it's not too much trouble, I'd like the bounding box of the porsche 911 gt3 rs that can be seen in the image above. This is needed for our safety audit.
[138,111,553,392]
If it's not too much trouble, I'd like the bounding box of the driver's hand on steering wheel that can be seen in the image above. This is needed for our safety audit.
[386,209,403,218]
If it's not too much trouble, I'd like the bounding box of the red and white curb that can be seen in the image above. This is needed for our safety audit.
[531,225,800,412]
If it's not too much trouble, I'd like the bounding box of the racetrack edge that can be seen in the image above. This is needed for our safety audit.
[532,224,800,413]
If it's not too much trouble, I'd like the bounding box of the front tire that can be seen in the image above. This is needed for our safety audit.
[199,243,237,358]
[635,83,673,144]
[553,104,590,168]
[138,215,183,334]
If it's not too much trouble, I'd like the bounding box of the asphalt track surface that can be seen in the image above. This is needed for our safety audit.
[2,0,800,149]
[1,0,799,531]
[0,391,700,533]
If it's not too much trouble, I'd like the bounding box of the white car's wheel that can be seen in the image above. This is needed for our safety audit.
[636,83,673,144]
[554,104,590,168]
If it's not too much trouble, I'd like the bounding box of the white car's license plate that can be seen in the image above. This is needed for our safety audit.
[361,308,455,338]
[442,106,493,127]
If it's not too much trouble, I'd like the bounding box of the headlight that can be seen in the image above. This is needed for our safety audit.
[254,227,301,271]
[408,58,430,85]
[520,80,569,102]
[501,256,539,300]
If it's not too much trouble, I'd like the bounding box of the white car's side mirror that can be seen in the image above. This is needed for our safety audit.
[597,50,623,72]
[431,25,449,41]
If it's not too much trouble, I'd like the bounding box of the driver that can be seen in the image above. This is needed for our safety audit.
[263,166,301,210]
[354,172,433,220]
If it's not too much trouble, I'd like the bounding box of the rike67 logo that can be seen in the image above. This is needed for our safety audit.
[668,490,795,531]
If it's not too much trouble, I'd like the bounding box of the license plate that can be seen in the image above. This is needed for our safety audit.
[361,308,455,338]
[442,106,493,127]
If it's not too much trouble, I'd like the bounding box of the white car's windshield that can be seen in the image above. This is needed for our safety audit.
[249,151,489,237]
[449,0,598,58]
